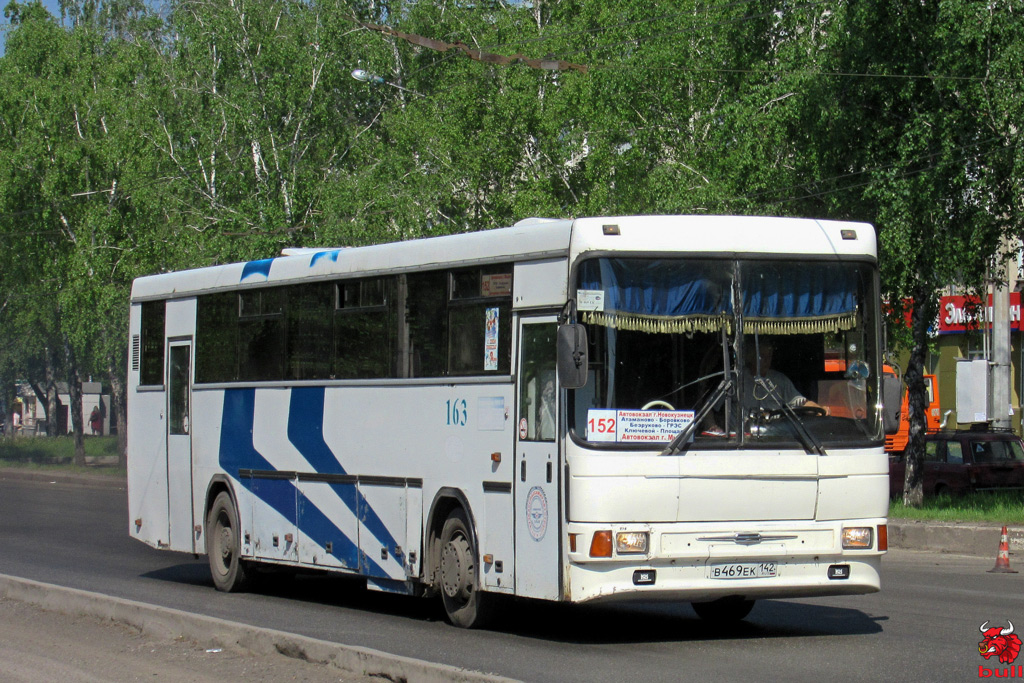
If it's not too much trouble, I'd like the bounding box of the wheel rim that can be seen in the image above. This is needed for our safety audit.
[211,509,234,577]
[440,532,474,604]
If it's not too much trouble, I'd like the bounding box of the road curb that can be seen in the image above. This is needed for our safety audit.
[0,574,516,683]
[888,521,1023,558]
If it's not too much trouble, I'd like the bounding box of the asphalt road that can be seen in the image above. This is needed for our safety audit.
[1,473,1022,682]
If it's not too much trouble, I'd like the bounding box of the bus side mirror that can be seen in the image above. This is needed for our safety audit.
[882,373,902,435]
[557,324,588,389]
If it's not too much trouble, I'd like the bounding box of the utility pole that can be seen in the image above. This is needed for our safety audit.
[991,257,1012,430]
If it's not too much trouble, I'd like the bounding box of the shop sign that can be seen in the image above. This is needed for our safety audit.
[938,292,1022,334]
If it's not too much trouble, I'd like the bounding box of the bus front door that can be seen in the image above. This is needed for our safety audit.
[166,340,195,553]
[514,317,561,600]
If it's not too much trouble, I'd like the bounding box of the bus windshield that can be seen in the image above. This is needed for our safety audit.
[569,257,882,450]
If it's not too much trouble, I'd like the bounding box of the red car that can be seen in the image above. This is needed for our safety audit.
[890,430,1024,497]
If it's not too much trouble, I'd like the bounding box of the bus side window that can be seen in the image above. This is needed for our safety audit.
[196,291,238,383]
[334,278,392,379]
[404,272,448,377]
[139,300,165,386]
[288,283,333,380]
[520,324,557,442]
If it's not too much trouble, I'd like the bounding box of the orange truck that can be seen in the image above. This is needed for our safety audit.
[822,360,940,453]
[883,370,941,453]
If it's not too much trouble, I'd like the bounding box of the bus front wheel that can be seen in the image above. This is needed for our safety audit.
[206,491,250,592]
[438,509,492,628]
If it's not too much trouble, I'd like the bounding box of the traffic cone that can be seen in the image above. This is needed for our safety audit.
[988,526,1018,573]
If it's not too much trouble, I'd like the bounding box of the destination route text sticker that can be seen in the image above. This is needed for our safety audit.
[586,409,694,442]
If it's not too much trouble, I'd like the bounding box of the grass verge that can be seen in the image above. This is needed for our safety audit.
[0,435,123,476]
[889,492,1024,525]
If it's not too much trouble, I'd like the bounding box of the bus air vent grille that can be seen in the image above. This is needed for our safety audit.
[131,335,140,371]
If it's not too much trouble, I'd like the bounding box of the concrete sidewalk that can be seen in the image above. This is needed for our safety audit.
[0,574,511,683]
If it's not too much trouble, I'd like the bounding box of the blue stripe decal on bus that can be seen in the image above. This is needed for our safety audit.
[240,258,274,281]
[287,387,343,473]
[309,250,342,267]
[218,388,387,576]
[219,388,274,474]
[286,387,406,568]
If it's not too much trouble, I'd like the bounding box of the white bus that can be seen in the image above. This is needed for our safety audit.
[127,215,892,628]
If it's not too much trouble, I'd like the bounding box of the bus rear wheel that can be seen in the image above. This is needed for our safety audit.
[438,509,492,628]
[692,597,755,624]
[206,491,250,592]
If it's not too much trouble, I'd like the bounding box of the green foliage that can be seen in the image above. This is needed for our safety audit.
[0,0,1020,479]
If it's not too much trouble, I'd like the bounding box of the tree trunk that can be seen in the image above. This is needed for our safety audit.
[46,348,59,437]
[902,284,936,507]
[1,367,14,437]
[107,361,127,467]
[64,339,86,466]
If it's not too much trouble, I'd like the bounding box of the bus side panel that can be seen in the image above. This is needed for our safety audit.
[322,384,515,588]
[252,476,298,562]
[483,487,515,591]
[358,483,408,580]
[297,480,360,570]
[190,389,228,553]
[127,305,170,549]
[189,383,514,588]
[406,485,423,579]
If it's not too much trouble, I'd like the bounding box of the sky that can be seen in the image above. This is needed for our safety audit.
[0,0,64,56]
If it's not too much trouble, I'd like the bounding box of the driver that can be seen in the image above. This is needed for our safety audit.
[741,338,824,415]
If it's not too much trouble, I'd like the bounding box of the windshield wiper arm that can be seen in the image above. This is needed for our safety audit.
[662,378,733,456]
[752,377,828,456]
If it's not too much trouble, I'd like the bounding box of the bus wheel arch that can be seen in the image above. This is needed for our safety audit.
[426,489,492,628]
[204,479,250,592]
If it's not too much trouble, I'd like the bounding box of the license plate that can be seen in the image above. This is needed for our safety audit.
[709,562,778,579]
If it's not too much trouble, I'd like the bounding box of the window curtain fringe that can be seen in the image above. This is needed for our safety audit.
[583,311,731,334]
[583,309,858,335]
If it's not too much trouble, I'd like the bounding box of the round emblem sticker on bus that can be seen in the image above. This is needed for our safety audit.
[526,486,548,541]
[518,418,529,440]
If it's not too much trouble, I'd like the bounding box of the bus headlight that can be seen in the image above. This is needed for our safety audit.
[841,526,873,549]
[616,531,649,554]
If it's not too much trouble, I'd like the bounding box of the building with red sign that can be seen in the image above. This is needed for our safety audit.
[930,288,1022,435]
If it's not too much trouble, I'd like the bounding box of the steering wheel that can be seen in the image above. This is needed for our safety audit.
[641,400,675,411]
[766,405,828,421]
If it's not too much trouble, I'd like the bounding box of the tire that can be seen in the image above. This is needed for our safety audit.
[692,597,755,624]
[438,509,493,628]
[206,491,250,592]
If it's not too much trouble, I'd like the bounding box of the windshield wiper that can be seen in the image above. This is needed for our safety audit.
[662,378,733,456]
[752,377,828,456]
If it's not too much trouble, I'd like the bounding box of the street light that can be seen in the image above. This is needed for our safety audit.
[350,69,423,97]
[351,69,385,85]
